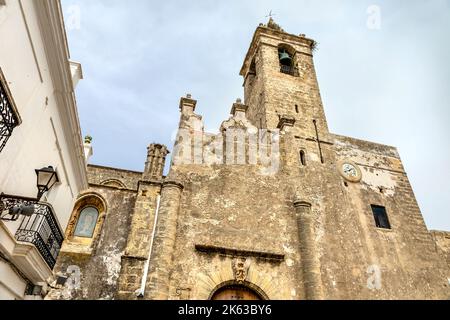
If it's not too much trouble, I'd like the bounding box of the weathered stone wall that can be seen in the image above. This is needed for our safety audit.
[162,165,301,300]
[431,231,450,269]
[87,164,142,190]
[327,135,448,299]
[149,23,449,300]
[116,144,168,300]
[48,22,449,301]
[48,185,136,300]
[116,182,162,300]
[154,125,449,300]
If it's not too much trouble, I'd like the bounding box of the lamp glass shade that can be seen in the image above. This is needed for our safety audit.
[35,166,59,195]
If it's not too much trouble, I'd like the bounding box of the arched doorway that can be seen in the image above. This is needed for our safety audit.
[211,284,264,301]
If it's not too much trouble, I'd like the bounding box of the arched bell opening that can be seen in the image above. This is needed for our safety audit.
[278,44,298,76]
[278,48,293,67]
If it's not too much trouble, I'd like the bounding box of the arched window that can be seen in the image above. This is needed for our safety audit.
[211,285,263,301]
[64,193,107,254]
[74,206,99,238]
[300,150,306,166]
[100,179,126,189]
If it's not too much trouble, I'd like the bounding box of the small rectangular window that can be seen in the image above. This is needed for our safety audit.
[371,205,391,229]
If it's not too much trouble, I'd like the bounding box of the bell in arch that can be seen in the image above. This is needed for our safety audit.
[279,49,292,66]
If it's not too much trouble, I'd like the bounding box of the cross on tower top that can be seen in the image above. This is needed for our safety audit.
[264,12,284,32]
[265,10,276,19]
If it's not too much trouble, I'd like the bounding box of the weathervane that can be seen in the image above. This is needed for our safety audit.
[265,10,276,19]
[264,10,284,32]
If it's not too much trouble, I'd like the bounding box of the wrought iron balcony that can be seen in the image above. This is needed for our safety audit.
[280,65,300,77]
[0,77,20,153]
[0,195,64,269]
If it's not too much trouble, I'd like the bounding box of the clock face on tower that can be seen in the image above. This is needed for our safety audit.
[338,160,362,183]
[343,163,357,178]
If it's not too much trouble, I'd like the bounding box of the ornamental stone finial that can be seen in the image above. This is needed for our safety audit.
[143,143,170,181]
[179,94,197,113]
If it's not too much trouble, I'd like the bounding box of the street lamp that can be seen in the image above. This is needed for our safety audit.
[35,166,59,201]
[0,166,59,221]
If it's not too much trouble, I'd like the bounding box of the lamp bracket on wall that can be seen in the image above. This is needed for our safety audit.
[0,194,38,221]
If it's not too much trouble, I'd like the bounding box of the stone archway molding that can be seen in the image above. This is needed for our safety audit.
[196,258,277,300]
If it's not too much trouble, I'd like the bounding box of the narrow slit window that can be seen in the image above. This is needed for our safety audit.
[248,58,256,76]
[371,205,391,229]
[295,105,299,113]
[300,150,306,166]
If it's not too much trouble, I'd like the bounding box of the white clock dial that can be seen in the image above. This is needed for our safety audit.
[338,160,362,182]
[342,163,357,177]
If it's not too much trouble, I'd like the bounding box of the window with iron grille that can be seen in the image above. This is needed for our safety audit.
[0,69,20,153]
[371,205,391,229]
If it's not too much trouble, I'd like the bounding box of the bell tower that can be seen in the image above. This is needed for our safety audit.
[240,18,329,140]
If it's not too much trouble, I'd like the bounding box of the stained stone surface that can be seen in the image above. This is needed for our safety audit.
[47,21,450,300]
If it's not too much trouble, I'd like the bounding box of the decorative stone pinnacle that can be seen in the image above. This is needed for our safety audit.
[143,143,170,181]
[179,94,197,112]
[231,100,248,116]
[147,143,169,156]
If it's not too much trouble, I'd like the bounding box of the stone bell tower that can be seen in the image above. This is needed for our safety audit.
[240,18,329,141]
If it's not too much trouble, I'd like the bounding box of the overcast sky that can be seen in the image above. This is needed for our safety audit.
[61,0,450,231]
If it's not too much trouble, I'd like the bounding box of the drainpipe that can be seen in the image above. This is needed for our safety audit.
[136,194,161,298]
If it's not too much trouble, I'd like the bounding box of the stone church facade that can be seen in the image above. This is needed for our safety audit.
[48,20,450,300]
